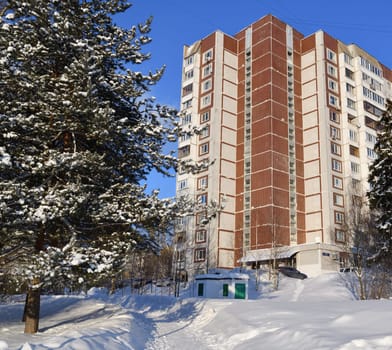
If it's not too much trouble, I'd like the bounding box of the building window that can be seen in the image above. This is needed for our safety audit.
[360,56,382,77]
[333,193,344,207]
[364,101,383,118]
[201,94,211,108]
[345,68,354,80]
[367,147,376,159]
[346,83,355,95]
[199,142,209,155]
[330,126,340,140]
[333,175,343,189]
[329,94,339,108]
[196,229,206,243]
[349,129,358,142]
[182,99,192,110]
[328,79,338,92]
[332,159,342,172]
[349,145,359,157]
[194,248,206,262]
[182,113,192,125]
[198,176,208,190]
[326,49,337,62]
[200,125,210,139]
[327,64,337,77]
[202,79,212,92]
[366,132,377,144]
[336,229,345,242]
[184,69,193,80]
[335,211,345,224]
[196,212,207,225]
[347,98,356,110]
[365,116,378,130]
[201,111,210,123]
[331,142,341,156]
[178,179,187,190]
[197,193,208,205]
[182,83,193,96]
[203,63,213,77]
[363,87,385,106]
[329,110,340,123]
[178,145,190,158]
[203,49,213,63]
[344,53,353,65]
[185,55,194,66]
[351,162,360,174]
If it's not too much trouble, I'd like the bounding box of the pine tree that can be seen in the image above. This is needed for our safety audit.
[0,0,179,333]
[368,99,392,261]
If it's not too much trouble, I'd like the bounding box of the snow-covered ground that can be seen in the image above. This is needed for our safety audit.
[1,272,392,350]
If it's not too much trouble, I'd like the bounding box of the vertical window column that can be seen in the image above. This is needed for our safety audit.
[287,26,297,244]
[243,28,252,253]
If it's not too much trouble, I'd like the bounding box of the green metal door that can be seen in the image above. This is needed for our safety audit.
[198,283,204,296]
[234,283,246,299]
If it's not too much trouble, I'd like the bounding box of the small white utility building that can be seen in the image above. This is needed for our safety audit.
[195,272,249,299]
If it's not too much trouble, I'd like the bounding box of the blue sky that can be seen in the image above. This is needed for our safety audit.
[117,0,392,198]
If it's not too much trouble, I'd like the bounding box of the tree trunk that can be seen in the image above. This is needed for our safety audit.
[24,278,41,334]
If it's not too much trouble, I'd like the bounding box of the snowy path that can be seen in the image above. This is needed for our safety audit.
[139,299,225,350]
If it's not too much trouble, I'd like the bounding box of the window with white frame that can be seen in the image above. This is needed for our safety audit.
[328,79,338,92]
[349,129,358,142]
[199,142,209,155]
[327,64,337,77]
[194,248,206,262]
[351,162,360,174]
[329,110,340,123]
[347,98,356,110]
[203,63,213,77]
[366,132,376,144]
[330,126,340,140]
[182,99,192,109]
[195,230,206,243]
[344,53,353,65]
[198,176,208,190]
[180,133,191,142]
[336,229,345,242]
[333,175,343,189]
[203,50,213,63]
[197,193,208,205]
[184,69,193,80]
[182,113,192,125]
[331,142,341,155]
[200,125,210,139]
[326,49,337,62]
[333,193,344,206]
[178,179,187,190]
[367,147,376,159]
[202,79,212,93]
[201,94,211,108]
[332,159,342,172]
[329,94,339,107]
[335,211,345,224]
[185,55,193,66]
[201,111,210,123]
[346,83,355,95]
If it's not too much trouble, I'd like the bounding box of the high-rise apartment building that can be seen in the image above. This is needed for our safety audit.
[175,14,392,278]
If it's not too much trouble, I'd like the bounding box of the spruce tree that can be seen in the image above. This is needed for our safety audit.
[368,99,392,260]
[0,0,178,332]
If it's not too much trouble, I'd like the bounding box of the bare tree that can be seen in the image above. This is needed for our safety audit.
[343,194,392,299]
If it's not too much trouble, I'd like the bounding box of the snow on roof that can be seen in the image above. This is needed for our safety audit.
[195,272,249,280]
[239,243,344,263]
